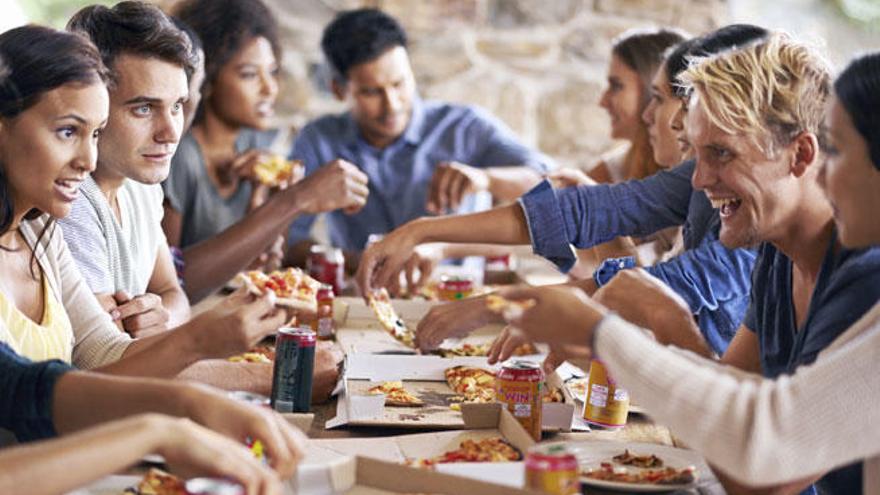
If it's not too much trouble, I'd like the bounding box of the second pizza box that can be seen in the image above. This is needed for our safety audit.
[329,354,576,431]
[294,404,544,494]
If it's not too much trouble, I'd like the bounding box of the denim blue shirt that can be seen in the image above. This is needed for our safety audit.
[287,98,552,251]
[518,160,756,354]
[0,343,72,442]
[744,231,880,495]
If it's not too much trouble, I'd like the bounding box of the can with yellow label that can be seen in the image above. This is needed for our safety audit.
[583,359,629,428]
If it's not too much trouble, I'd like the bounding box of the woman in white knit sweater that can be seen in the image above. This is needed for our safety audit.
[498,52,880,491]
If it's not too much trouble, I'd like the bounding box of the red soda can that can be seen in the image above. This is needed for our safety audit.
[496,360,544,441]
[307,245,344,295]
[270,327,316,413]
[525,443,580,495]
[437,275,474,301]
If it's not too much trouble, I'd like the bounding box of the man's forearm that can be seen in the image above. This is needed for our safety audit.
[177,360,272,396]
[486,166,543,202]
[415,203,531,246]
[182,188,305,302]
[93,324,204,378]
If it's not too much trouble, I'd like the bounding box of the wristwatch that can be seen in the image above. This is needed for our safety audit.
[593,256,636,287]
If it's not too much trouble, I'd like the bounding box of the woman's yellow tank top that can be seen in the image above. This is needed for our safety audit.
[0,275,74,363]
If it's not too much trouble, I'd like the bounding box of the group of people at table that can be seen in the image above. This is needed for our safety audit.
[0,0,879,493]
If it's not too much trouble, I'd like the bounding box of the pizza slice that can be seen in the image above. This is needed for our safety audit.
[228,345,276,364]
[253,155,299,187]
[368,288,416,347]
[236,268,319,313]
[408,437,522,468]
[445,366,496,410]
[613,449,664,468]
[124,468,186,495]
[485,294,536,320]
[367,380,424,407]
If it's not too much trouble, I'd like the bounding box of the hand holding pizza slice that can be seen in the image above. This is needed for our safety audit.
[235,268,320,314]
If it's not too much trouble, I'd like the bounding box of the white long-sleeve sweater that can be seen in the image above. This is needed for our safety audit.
[595,302,880,492]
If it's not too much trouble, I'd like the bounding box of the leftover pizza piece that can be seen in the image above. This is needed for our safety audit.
[485,294,536,319]
[227,346,276,364]
[367,381,424,407]
[445,365,496,410]
[407,437,522,468]
[236,268,320,312]
[582,461,696,485]
[542,386,565,403]
[434,342,537,358]
[613,449,664,468]
[368,288,416,347]
[124,468,186,495]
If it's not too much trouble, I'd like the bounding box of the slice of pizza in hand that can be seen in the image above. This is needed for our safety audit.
[368,288,416,347]
[253,155,299,187]
[368,380,424,407]
[235,268,319,313]
[485,294,536,321]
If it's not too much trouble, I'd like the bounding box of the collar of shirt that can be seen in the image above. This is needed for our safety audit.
[341,95,427,150]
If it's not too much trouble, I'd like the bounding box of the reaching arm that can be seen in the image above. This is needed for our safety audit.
[0,414,281,495]
[486,166,543,201]
[594,311,880,486]
[167,160,369,302]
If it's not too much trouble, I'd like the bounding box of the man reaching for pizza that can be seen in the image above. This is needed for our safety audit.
[284,8,552,289]
[57,2,342,400]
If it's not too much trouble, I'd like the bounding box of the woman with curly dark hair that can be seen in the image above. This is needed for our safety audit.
[165,0,368,302]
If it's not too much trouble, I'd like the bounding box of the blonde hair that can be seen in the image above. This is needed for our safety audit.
[679,32,831,155]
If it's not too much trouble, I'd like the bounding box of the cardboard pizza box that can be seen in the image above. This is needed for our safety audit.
[334,296,507,355]
[282,412,315,432]
[330,354,576,431]
[292,404,543,494]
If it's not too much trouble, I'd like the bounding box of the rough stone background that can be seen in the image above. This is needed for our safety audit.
[240,0,728,169]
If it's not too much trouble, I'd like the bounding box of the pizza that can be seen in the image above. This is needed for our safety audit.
[445,366,496,410]
[228,345,275,364]
[124,468,186,495]
[434,342,537,358]
[485,294,536,320]
[368,288,416,347]
[582,462,697,485]
[408,437,522,468]
[253,155,299,187]
[542,385,565,403]
[613,449,664,468]
[367,381,424,407]
[236,268,320,312]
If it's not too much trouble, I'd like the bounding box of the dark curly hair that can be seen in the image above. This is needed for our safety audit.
[0,26,108,260]
[173,0,281,95]
[67,1,194,88]
[321,8,407,82]
[835,52,880,171]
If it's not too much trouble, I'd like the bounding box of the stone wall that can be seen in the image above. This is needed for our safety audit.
[235,0,728,168]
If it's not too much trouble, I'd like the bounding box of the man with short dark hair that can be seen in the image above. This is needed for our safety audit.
[60,1,341,399]
[287,8,552,269]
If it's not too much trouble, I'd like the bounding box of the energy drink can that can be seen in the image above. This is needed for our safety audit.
[525,443,580,495]
[270,327,316,413]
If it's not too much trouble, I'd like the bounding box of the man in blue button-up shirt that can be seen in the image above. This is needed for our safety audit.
[287,8,551,263]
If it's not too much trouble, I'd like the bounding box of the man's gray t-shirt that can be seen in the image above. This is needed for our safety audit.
[162,129,275,249]
[59,177,166,296]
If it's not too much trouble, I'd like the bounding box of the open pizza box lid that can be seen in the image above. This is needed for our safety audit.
[330,354,577,431]
[292,404,543,494]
